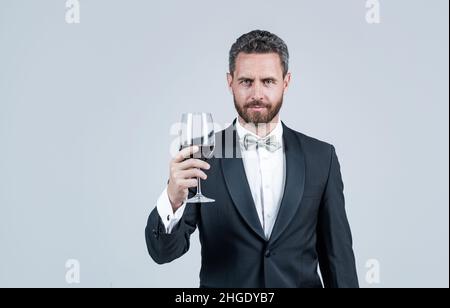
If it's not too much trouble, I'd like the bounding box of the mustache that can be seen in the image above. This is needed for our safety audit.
[245,101,269,108]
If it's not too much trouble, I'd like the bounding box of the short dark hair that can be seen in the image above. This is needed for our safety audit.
[229,30,289,77]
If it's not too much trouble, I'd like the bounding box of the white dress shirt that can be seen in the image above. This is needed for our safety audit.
[156,117,286,239]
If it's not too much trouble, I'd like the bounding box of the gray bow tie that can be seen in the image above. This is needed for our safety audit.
[242,134,282,152]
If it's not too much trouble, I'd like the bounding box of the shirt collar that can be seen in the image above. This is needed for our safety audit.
[235,116,283,142]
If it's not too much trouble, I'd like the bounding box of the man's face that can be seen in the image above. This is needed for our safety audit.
[227,52,291,125]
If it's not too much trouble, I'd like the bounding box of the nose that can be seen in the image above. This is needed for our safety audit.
[251,81,264,101]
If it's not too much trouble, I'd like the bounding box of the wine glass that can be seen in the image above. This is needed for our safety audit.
[179,112,215,203]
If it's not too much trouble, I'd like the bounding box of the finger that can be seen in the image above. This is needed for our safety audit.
[179,169,207,180]
[179,179,199,189]
[173,146,199,163]
[178,158,210,171]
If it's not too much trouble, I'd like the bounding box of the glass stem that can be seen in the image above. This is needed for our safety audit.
[196,177,202,195]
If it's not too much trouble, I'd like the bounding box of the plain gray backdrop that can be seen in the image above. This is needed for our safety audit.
[0,0,448,288]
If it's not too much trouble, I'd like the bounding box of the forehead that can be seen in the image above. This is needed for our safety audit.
[234,53,283,77]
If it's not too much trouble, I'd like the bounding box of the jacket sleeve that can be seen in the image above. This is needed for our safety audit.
[145,188,199,264]
[316,145,359,288]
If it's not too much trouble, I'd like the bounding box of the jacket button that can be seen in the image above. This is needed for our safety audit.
[265,250,271,258]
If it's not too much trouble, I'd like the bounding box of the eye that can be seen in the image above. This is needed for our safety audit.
[264,79,275,85]
[240,79,252,87]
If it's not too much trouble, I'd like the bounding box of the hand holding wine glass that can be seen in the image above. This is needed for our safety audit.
[167,145,211,212]
[167,113,215,212]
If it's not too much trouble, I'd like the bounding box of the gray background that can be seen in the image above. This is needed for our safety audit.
[0,0,448,288]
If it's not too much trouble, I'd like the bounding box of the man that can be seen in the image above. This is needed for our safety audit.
[145,30,359,288]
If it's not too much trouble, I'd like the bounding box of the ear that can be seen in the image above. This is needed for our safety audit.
[226,73,233,93]
[283,72,292,93]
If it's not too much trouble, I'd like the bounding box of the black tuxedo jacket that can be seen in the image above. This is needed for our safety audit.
[146,120,359,288]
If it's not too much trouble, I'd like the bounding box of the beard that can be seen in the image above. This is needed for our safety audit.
[234,95,283,125]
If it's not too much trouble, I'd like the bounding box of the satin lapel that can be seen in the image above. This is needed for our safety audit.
[219,121,266,241]
[269,123,306,244]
